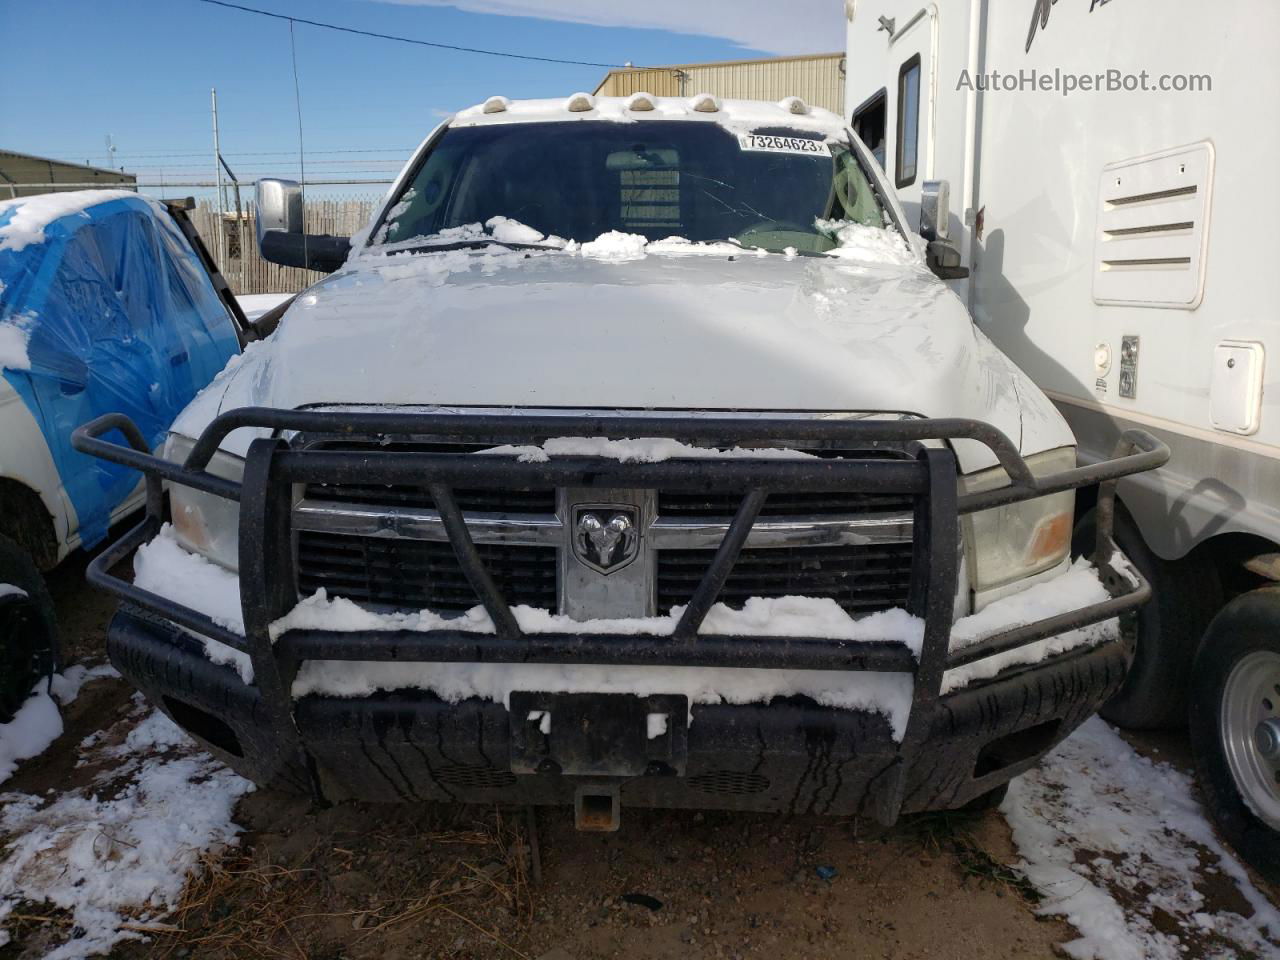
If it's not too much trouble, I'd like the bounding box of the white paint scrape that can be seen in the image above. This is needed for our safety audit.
[1004,717,1280,960]
[0,708,253,958]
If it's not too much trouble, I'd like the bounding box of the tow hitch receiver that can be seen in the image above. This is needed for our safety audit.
[510,692,688,777]
[575,783,622,832]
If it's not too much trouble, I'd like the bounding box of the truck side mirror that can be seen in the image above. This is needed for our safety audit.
[920,180,968,279]
[255,178,304,240]
[919,179,950,242]
[926,239,970,280]
[254,178,351,273]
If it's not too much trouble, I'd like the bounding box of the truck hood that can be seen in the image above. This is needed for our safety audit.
[178,248,1071,472]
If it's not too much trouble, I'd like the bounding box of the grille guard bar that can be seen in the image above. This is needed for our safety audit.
[73,408,1166,823]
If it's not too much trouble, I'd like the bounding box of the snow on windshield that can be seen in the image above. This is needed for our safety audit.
[365,120,899,258]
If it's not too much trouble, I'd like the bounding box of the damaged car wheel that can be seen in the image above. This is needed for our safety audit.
[0,534,58,722]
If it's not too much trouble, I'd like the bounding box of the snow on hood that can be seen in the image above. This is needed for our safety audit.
[175,247,1071,472]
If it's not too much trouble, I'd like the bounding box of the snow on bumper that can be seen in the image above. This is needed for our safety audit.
[73,408,1166,820]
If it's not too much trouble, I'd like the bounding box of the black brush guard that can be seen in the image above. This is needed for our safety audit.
[72,409,1166,823]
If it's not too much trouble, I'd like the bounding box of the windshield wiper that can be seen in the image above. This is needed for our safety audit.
[397,239,555,254]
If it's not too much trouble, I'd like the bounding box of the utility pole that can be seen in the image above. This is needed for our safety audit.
[211,88,226,272]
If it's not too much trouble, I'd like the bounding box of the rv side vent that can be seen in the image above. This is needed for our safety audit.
[1092,142,1214,309]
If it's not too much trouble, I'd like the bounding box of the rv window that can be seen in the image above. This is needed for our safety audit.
[896,55,921,188]
[852,88,887,170]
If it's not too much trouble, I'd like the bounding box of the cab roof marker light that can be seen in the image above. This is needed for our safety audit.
[626,92,657,112]
[565,92,596,113]
[482,95,511,114]
[778,96,810,116]
[689,92,721,113]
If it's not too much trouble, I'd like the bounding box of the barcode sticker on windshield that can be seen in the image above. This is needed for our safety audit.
[737,134,829,156]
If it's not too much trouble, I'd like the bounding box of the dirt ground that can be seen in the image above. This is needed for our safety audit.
[4,554,1274,960]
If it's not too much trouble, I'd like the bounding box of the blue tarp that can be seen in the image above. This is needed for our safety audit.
[0,193,240,548]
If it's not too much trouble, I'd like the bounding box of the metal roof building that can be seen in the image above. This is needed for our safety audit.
[0,149,136,198]
[595,52,846,117]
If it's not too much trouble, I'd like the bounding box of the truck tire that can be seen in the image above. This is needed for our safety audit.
[0,533,58,722]
[1072,508,1220,730]
[1188,588,1280,884]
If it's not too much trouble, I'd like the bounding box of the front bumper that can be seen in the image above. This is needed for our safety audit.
[74,408,1166,823]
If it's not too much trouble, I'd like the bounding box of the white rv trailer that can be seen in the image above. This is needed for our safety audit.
[844,0,1279,879]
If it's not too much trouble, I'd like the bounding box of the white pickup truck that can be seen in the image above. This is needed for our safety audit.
[75,94,1165,830]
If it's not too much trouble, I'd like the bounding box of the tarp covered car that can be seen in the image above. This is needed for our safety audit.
[0,189,241,719]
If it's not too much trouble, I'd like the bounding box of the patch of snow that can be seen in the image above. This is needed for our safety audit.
[579,230,649,261]
[133,525,251,683]
[0,709,253,958]
[527,710,551,735]
[0,664,117,786]
[279,591,921,735]
[941,560,1119,695]
[645,236,763,258]
[0,310,36,372]
[485,215,545,245]
[294,657,914,738]
[0,689,61,787]
[478,435,818,464]
[646,712,669,740]
[235,292,292,322]
[816,219,918,266]
[0,189,138,253]
[1004,717,1280,960]
[271,588,921,651]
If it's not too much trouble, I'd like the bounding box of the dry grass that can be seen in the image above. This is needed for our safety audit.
[130,806,538,960]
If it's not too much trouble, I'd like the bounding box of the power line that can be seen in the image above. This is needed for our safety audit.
[55,147,416,160]
[193,0,629,68]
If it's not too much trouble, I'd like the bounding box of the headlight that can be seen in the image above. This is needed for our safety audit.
[165,433,244,571]
[959,447,1076,595]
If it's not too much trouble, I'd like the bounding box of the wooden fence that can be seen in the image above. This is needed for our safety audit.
[190,196,381,295]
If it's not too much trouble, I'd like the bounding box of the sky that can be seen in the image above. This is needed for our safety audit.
[0,0,845,198]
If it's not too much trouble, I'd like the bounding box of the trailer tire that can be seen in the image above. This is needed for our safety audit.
[1073,508,1220,730]
[0,533,58,722]
[1188,588,1280,884]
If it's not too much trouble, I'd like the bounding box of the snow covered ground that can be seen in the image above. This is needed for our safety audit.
[1004,717,1280,959]
[1,665,1276,959]
[0,665,117,785]
[0,695,252,958]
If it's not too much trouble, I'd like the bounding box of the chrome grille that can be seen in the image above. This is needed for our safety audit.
[295,531,557,612]
[656,543,915,616]
[291,430,918,620]
[657,490,915,517]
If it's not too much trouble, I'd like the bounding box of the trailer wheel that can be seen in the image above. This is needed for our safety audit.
[1188,588,1280,884]
[0,534,58,722]
[1073,508,1220,729]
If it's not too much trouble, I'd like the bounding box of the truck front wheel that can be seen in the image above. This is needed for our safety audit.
[1073,507,1221,729]
[0,533,58,723]
[1189,588,1280,884]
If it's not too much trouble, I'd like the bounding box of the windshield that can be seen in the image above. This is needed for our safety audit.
[371,120,894,255]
